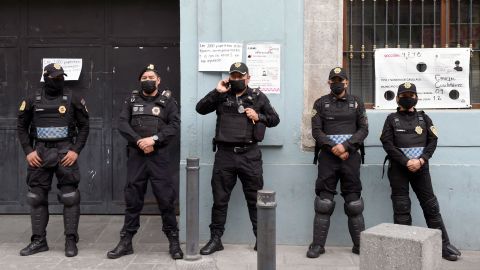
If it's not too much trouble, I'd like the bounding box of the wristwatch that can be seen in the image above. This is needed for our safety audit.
[152,135,159,142]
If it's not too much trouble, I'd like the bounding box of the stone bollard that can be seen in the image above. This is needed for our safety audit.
[185,157,201,261]
[257,190,277,270]
[360,223,442,270]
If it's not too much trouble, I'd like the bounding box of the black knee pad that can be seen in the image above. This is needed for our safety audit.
[26,190,47,207]
[344,197,364,216]
[392,195,411,214]
[314,196,335,215]
[57,189,81,206]
[422,197,440,217]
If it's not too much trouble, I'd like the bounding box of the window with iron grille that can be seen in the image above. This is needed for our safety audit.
[344,0,480,107]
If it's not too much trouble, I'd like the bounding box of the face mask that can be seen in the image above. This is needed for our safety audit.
[44,76,64,95]
[229,79,246,93]
[398,97,418,109]
[141,80,157,94]
[330,82,345,95]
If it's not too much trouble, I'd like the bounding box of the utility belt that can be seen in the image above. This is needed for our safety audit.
[214,140,258,154]
[35,139,73,148]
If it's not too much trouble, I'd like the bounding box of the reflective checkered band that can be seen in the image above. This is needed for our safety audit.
[36,127,69,139]
[327,134,352,144]
[400,147,424,159]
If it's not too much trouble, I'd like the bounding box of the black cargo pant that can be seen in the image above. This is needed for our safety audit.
[388,160,446,228]
[315,151,362,202]
[209,144,263,236]
[121,146,178,235]
[26,140,80,237]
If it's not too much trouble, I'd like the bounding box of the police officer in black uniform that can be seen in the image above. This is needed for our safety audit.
[107,64,183,260]
[307,67,368,258]
[380,82,461,261]
[17,63,90,257]
[196,62,279,255]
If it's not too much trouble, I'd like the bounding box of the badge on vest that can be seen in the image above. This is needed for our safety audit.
[152,106,161,116]
[19,100,26,111]
[415,126,423,135]
[58,105,67,114]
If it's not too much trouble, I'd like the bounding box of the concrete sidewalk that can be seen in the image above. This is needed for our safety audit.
[0,215,478,270]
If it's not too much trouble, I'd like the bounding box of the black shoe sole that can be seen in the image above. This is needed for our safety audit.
[306,249,325,258]
[19,245,49,256]
[107,250,134,259]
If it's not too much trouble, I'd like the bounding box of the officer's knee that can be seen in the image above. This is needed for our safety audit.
[57,189,81,207]
[344,197,364,216]
[391,195,411,214]
[26,190,47,207]
[422,197,440,217]
[314,196,335,215]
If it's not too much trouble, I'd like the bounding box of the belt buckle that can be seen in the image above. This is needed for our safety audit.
[233,146,246,153]
[44,142,57,148]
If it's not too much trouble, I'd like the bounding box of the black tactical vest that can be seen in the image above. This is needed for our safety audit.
[129,90,169,138]
[392,111,427,159]
[215,89,259,144]
[321,95,357,137]
[32,89,74,141]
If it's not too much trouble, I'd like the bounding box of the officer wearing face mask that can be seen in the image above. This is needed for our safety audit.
[196,62,279,255]
[17,63,89,257]
[307,67,368,258]
[380,82,461,261]
[107,64,183,260]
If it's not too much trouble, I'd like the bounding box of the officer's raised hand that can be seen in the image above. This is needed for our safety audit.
[61,150,78,167]
[245,108,259,122]
[216,78,230,93]
[26,150,43,168]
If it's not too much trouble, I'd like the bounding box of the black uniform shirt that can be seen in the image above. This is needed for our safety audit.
[17,89,90,155]
[311,93,368,152]
[195,87,280,128]
[380,108,438,166]
[118,90,180,146]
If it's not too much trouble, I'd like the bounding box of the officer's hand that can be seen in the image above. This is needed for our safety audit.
[137,137,155,150]
[339,152,349,160]
[244,108,259,122]
[216,78,230,93]
[143,146,154,154]
[61,151,78,167]
[26,151,43,168]
[331,144,346,156]
[407,159,421,172]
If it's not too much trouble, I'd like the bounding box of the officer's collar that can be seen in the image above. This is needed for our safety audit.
[140,90,160,101]
[230,87,252,98]
[397,107,417,115]
[330,92,348,101]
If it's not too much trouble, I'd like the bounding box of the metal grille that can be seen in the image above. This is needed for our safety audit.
[345,0,480,104]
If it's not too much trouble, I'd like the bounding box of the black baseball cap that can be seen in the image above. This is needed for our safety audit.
[328,67,348,80]
[43,63,67,78]
[229,62,249,75]
[138,64,160,80]
[397,82,417,95]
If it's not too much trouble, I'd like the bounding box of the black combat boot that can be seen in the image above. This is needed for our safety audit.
[166,231,184,260]
[200,231,224,255]
[19,235,49,256]
[107,232,134,259]
[65,234,78,257]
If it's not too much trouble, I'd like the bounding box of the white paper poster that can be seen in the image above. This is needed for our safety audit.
[374,48,471,109]
[198,42,243,72]
[40,58,83,82]
[246,43,281,94]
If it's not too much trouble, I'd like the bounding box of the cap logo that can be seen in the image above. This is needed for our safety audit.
[234,62,242,68]
[147,64,155,70]
[53,63,61,70]
[404,82,411,89]
[334,67,342,74]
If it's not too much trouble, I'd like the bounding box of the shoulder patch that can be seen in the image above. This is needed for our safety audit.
[311,108,317,118]
[19,100,26,111]
[430,126,438,137]
[162,90,172,98]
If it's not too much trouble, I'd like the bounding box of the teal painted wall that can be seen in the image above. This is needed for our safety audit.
[180,0,480,250]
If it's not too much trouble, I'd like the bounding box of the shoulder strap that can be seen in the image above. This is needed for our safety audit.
[130,90,139,103]
[35,89,42,103]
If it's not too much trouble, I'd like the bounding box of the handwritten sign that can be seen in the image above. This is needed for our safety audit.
[374,48,471,109]
[246,43,281,94]
[198,42,243,72]
[40,58,83,82]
